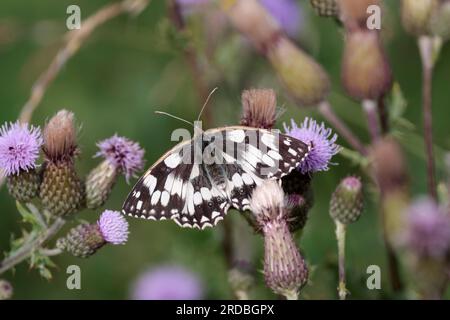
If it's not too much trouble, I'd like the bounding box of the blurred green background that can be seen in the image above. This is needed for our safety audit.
[0,0,449,299]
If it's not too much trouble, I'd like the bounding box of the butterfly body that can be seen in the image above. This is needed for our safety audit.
[122,126,310,229]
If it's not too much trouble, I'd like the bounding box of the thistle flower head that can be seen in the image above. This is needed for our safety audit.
[131,265,203,300]
[330,176,364,224]
[404,198,450,259]
[97,210,129,245]
[250,181,308,298]
[284,118,339,174]
[96,135,145,182]
[43,110,77,162]
[260,0,303,38]
[0,122,42,176]
[240,88,278,129]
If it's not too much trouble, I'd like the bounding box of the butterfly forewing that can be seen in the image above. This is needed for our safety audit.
[122,126,311,229]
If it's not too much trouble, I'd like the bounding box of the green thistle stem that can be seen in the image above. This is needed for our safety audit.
[284,290,299,300]
[0,218,65,275]
[362,99,380,142]
[335,220,348,300]
[418,36,437,201]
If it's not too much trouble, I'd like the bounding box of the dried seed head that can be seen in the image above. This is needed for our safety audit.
[43,110,77,162]
[371,137,409,192]
[330,176,364,224]
[240,89,277,129]
[267,37,330,107]
[401,0,438,36]
[341,30,392,101]
[310,0,339,17]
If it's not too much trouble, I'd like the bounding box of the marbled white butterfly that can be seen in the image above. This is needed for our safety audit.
[122,126,311,229]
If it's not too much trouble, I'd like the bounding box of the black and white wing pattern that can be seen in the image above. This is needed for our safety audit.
[122,126,311,229]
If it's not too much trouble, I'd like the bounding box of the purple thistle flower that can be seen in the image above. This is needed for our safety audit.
[261,0,303,38]
[404,198,450,259]
[284,118,340,174]
[131,265,203,300]
[0,122,42,176]
[96,135,145,182]
[98,210,129,245]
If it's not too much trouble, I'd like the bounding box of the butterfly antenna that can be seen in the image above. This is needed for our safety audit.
[155,111,195,128]
[197,87,218,122]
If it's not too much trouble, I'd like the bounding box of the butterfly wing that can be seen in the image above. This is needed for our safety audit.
[122,126,311,229]
[122,140,231,229]
[216,127,311,211]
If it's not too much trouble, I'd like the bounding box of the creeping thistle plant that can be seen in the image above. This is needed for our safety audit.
[0,110,143,291]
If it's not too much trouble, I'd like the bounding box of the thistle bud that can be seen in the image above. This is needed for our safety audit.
[371,137,408,193]
[222,0,281,51]
[85,160,118,209]
[267,38,330,106]
[0,279,13,300]
[250,181,308,299]
[371,138,410,246]
[39,110,84,217]
[7,170,41,203]
[310,0,339,17]
[341,30,392,101]
[339,0,380,28]
[401,0,438,36]
[58,210,129,258]
[240,89,277,129]
[0,122,43,202]
[330,176,364,224]
[430,0,450,40]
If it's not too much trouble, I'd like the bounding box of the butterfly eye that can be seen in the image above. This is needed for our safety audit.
[207,201,214,208]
